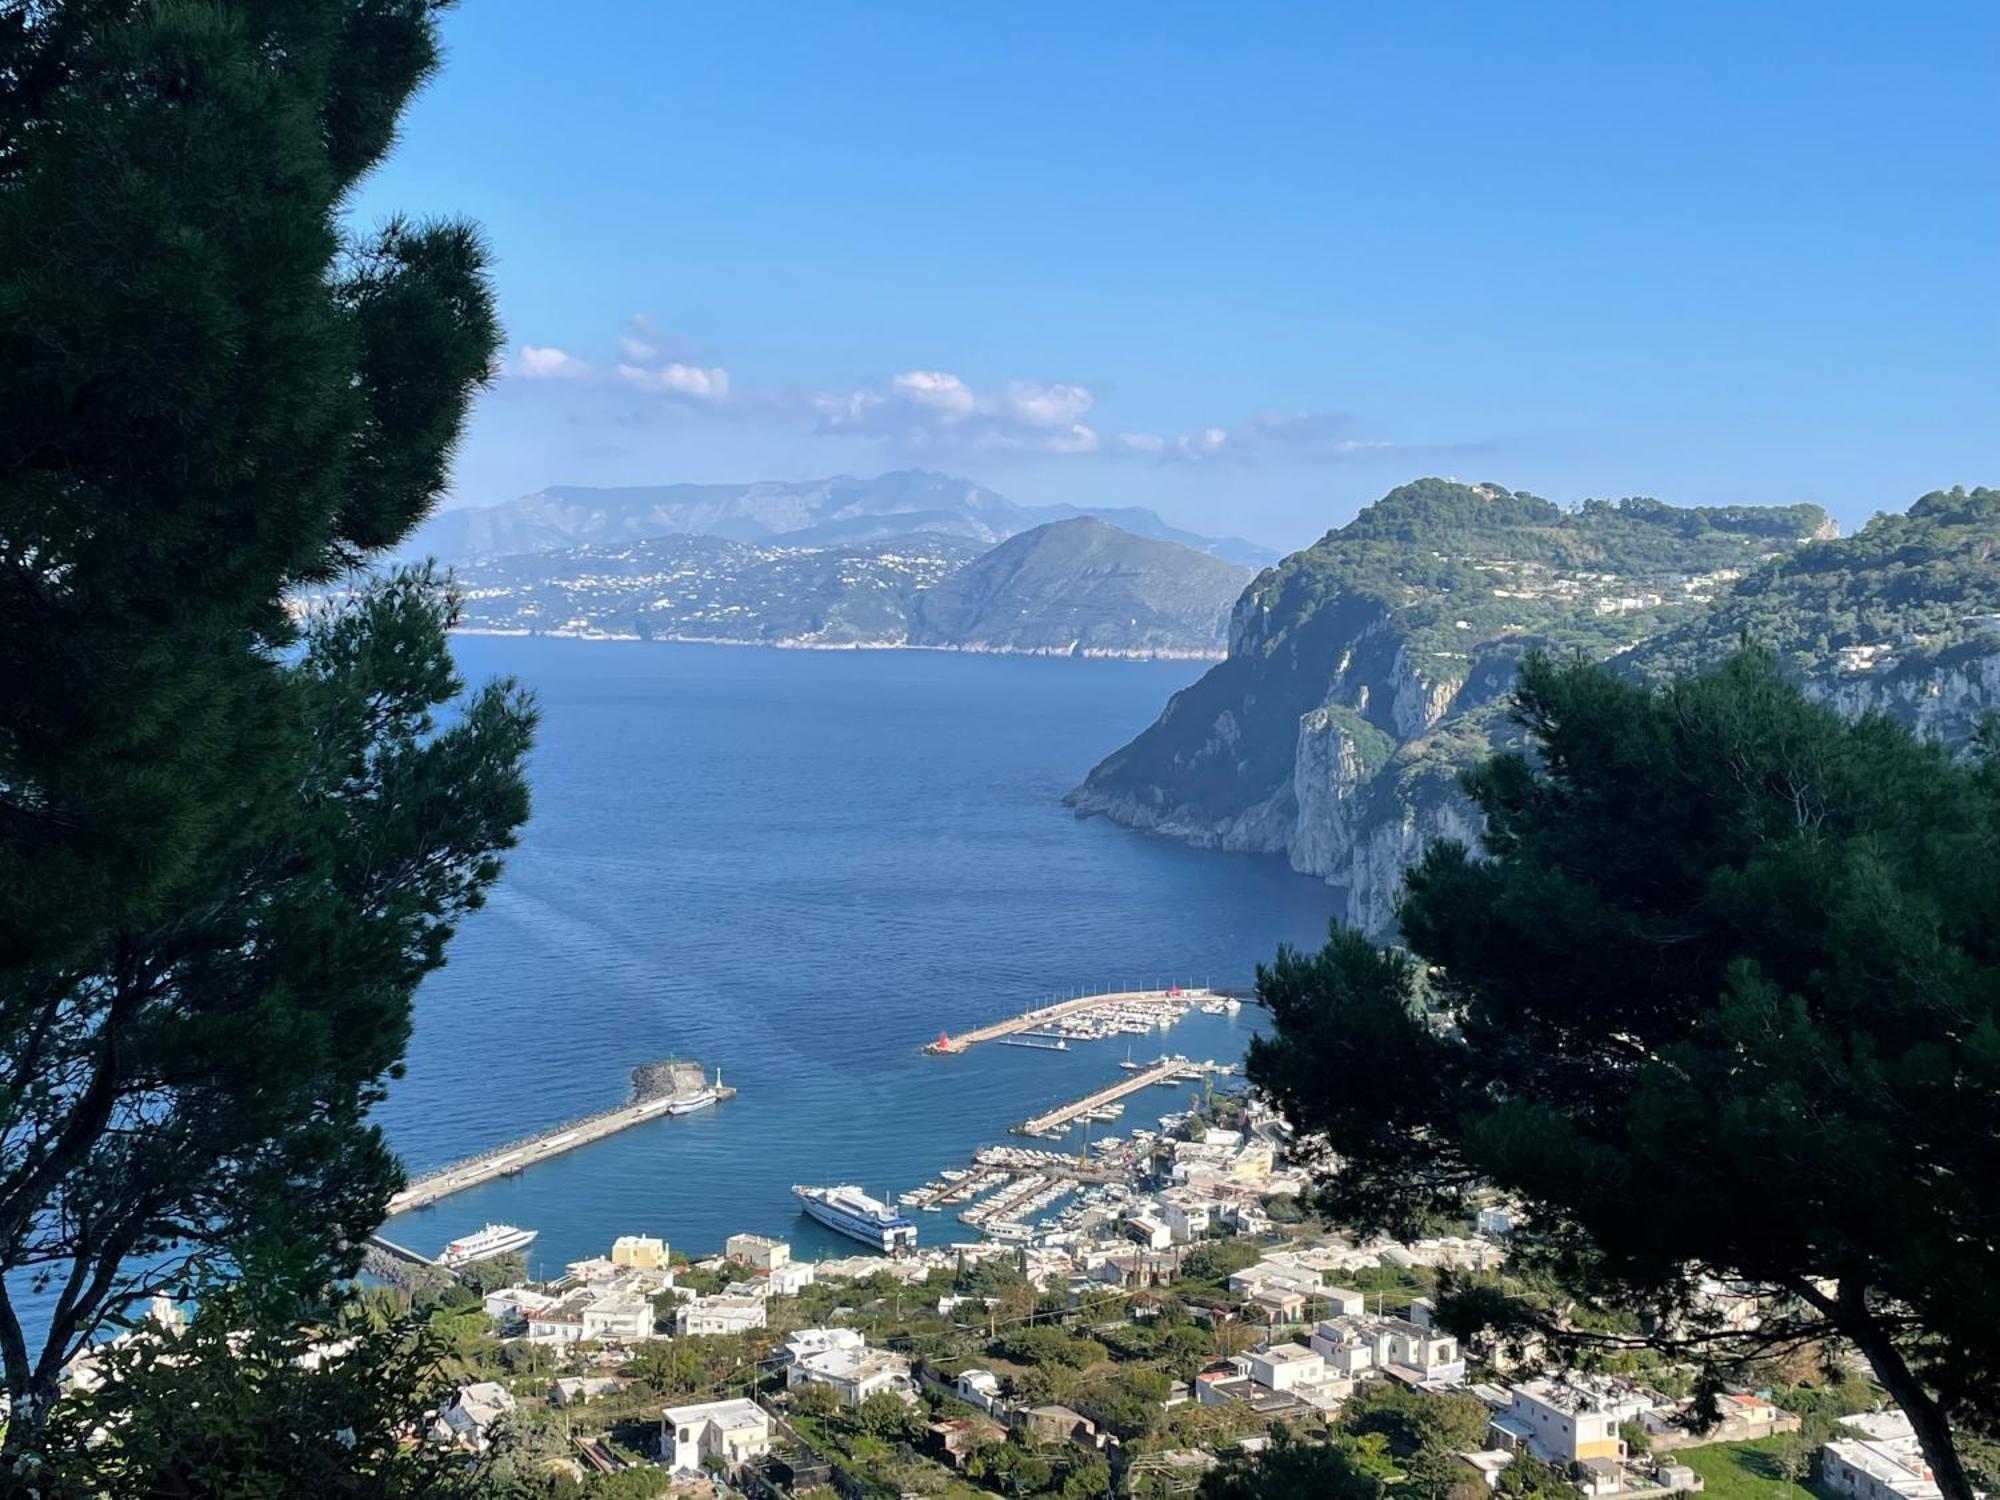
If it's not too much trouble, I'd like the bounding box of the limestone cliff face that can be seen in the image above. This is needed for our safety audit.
[1811,649,2000,742]
[1069,480,2000,940]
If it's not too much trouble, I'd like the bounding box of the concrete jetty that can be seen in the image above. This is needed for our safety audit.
[387,1069,736,1213]
[1015,1057,1208,1136]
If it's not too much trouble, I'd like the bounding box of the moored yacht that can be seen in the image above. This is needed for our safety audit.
[792,1184,917,1255]
[440,1223,537,1267]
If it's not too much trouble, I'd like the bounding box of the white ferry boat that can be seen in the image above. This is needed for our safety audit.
[440,1223,537,1267]
[663,1087,718,1115]
[792,1184,917,1255]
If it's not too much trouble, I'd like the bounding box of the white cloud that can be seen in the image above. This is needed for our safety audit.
[1001,381,1094,428]
[1042,423,1100,454]
[1174,426,1230,460]
[515,344,591,380]
[619,362,731,400]
[509,323,1423,467]
[891,370,979,415]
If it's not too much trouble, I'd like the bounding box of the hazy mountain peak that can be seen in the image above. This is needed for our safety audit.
[402,471,1276,569]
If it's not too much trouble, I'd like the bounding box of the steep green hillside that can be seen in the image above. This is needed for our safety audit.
[1067,478,1855,934]
[907,517,1249,657]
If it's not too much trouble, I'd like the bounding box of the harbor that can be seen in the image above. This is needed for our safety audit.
[386,1060,734,1213]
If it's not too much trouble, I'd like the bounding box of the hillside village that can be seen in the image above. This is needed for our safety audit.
[63,1094,1930,1500]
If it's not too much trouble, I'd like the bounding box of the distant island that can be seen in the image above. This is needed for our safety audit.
[1070,480,2000,935]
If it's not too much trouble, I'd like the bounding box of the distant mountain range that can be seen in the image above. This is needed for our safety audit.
[1069,479,2000,935]
[450,516,1253,659]
[405,470,1276,569]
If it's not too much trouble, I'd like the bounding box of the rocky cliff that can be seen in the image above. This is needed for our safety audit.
[1068,480,2000,937]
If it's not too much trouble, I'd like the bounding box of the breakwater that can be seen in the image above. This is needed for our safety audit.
[387,1066,735,1212]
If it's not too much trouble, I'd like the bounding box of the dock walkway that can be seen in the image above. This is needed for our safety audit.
[1015,1057,1203,1136]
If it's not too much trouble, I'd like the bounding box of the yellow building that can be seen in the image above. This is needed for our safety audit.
[611,1234,669,1270]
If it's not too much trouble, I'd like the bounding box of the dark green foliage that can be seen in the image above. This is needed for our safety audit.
[1072,1367,1169,1440]
[790,1380,839,1418]
[1250,647,2000,1498]
[991,1325,1105,1369]
[36,1288,482,1499]
[1494,1452,1574,1500]
[0,0,501,972]
[1634,487,2000,679]
[0,0,528,1466]
[1198,1431,1384,1500]
[455,1251,531,1299]
[853,1388,924,1442]
[1179,1240,1261,1284]
[1338,1380,1491,1461]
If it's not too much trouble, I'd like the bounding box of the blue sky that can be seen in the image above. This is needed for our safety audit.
[350,1,1997,551]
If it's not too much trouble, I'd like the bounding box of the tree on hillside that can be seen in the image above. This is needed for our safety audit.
[0,0,531,1458]
[1197,1430,1382,1500]
[39,1285,483,1499]
[1248,648,2000,1500]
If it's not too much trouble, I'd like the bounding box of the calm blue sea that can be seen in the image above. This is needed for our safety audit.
[367,638,1338,1275]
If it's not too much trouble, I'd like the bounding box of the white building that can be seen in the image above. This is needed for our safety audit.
[955,1367,1007,1415]
[661,1398,771,1475]
[1824,1412,1943,1500]
[1245,1343,1326,1394]
[482,1285,558,1326]
[789,1346,914,1407]
[1228,1260,1323,1302]
[725,1233,790,1271]
[1322,1286,1367,1318]
[1497,1379,1626,1466]
[1160,1198,1212,1242]
[675,1294,767,1337]
[1309,1320,1376,1376]
[430,1382,516,1454]
[783,1327,866,1365]
[766,1260,816,1296]
[581,1293,655,1343]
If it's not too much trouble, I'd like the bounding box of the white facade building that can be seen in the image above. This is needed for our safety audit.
[1245,1343,1326,1394]
[661,1398,771,1475]
[766,1260,817,1296]
[675,1294,767,1337]
[580,1293,655,1343]
[789,1346,914,1408]
[725,1233,790,1271]
[1499,1380,1626,1466]
[1824,1412,1944,1500]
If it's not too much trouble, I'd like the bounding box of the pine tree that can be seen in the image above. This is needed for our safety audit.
[1249,648,2000,1499]
[0,0,533,1456]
